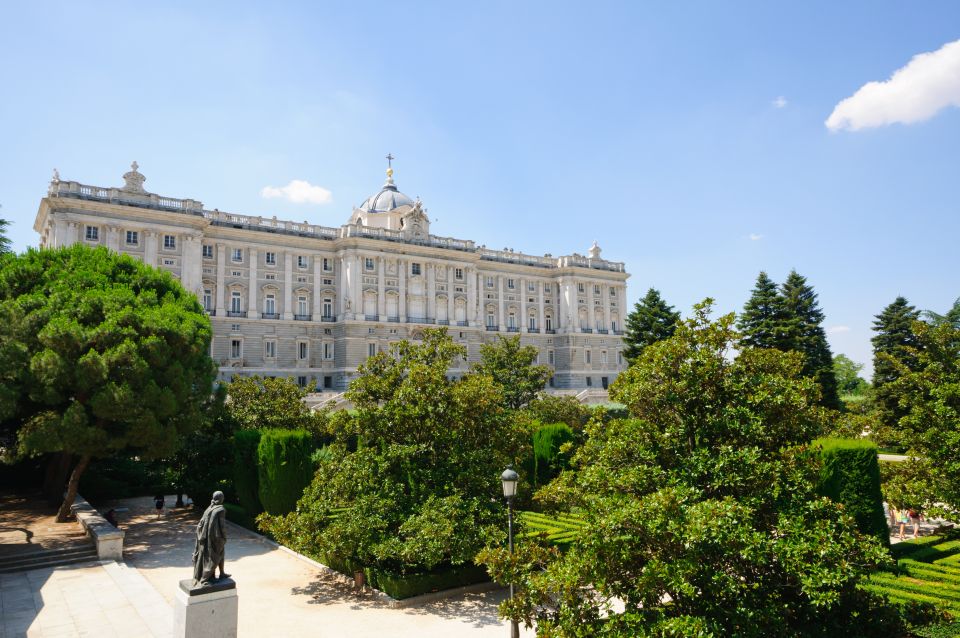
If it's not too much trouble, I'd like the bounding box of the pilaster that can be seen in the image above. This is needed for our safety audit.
[247,248,259,319]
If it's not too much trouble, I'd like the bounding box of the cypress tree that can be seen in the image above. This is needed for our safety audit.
[738,271,786,349]
[779,271,840,410]
[872,296,921,422]
[622,288,681,363]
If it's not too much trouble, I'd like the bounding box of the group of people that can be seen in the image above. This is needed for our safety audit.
[884,501,923,540]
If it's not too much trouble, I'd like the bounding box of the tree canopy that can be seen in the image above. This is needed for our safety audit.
[226,375,320,431]
[779,271,840,409]
[871,296,921,425]
[472,335,552,410]
[923,296,960,329]
[479,301,897,637]
[261,328,526,573]
[738,271,785,349]
[0,245,215,519]
[622,288,680,363]
[833,354,869,396]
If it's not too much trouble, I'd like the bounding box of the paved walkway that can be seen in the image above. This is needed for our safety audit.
[0,492,90,559]
[4,494,534,637]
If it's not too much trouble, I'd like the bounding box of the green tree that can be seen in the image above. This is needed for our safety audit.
[923,296,960,329]
[472,335,552,410]
[833,354,869,396]
[479,302,898,637]
[622,288,680,363]
[779,270,840,409]
[738,271,786,349]
[0,216,11,256]
[0,245,215,520]
[872,296,921,424]
[260,329,526,573]
[226,375,319,431]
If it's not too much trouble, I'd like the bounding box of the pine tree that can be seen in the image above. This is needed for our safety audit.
[778,270,840,410]
[872,296,921,422]
[738,272,786,349]
[622,288,681,363]
[923,297,960,329]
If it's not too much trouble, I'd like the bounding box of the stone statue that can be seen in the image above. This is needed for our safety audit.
[192,491,230,587]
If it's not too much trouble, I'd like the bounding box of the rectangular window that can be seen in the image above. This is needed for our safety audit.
[548,350,555,365]
[507,279,515,289]
[298,255,308,269]
[601,351,608,366]
[594,284,601,295]
[618,351,623,365]
[455,268,464,280]
[323,258,331,271]
[486,313,496,327]
[365,257,375,271]
[202,289,212,311]
[231,271,242,277]
[528,315,536,330]
[231,248,242,262]
[85,226,99,241]
[586,376,593,387]
[297,376,308,388]
[610,287,617,297]
[322,298,333,318]
[264,294,276,315]
[486,276,494,288]
[266,273,276,280]
[322,278,333,285]
[323,342,334,360]
[265,252,276,265]
[528,282,536,292]
[230,291,241,312]
[163,259,175,266]
[163,235,176,250]
[265,340,276,359]
[297,296,308,316]
[577,282,585,293]
[544,283,551,294]
[231,339,242,359]
[411,263,421,275]
[125,230,139,245]
[203,245,214,259]
[368,342,377,357]
[323,376,332,389]
[545,316,553,331]
[586,350,592,365]
[298,342,308,360]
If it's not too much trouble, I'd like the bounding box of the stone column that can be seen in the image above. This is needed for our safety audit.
[377,256,386,321]
[519,278,527,333]
[603,283,611,332]
[497,276,505,330]
[353,255,362,320]
[53,218,68,247]
[312,258,322,319]
[283,253,294,320]
[588,284,596,332]
[466,268,476,327]
[144,231,159,267]
[447,266,455,324]
[106,226,121,252]
[538,281,545,332]
[215,243,226,316]
[181,236,203,301]
[67,221,80,246]
[398,258,406,322]
[338,253,348,319]
[247,248,259,319]
[427,263,436,322]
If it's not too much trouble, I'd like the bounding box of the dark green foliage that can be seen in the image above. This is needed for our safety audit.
[365,564,489,600]
[256,429,314,515]
[780,270,841,410]
[815,438,889,546]
[224,502,258,532]
[873,297,922,424]
[532,423,575,489]
[226,376,322,432]
[622,288,680,363]
[834,354,870,396]
[738,271,786,349]
[0,244,216,519]
[0,218,11,256]
[523,394,592,431]
[518,511,585,548]
[80,456,167,501]
[472,335,552,409]
[924,297,960,330]
[234,429,263,515]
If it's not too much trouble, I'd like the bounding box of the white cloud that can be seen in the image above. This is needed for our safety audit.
[826,39,960,132]
[260,180,332,205]
[772,96,788,109]
[748,233,763,241]
[827,325,851,335]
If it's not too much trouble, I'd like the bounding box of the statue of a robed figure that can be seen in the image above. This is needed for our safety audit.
[191,491,231,588]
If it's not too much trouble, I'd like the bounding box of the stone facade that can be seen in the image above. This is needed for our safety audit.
[33,163,630,391]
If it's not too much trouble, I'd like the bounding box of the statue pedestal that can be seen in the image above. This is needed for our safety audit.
[174,578,238,638]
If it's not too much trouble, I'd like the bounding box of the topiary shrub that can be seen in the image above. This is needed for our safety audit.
[234,429,263,515]
[815,437,889,546]
[532,423,575,489]
[257,429,314,515]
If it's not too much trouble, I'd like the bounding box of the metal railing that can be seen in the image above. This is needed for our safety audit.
[226,310,246,318]
[294,314,312,321]
[262,313,279,320]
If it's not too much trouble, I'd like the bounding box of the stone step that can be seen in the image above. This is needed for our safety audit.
[0,545,98,573]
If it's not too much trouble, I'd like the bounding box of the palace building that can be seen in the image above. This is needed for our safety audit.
[33,161,630,392]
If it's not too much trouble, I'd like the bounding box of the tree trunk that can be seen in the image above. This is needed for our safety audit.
[43,452,73,506]
[56,454,90,523]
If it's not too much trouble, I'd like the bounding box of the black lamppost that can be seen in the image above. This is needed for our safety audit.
[501,466,520,638]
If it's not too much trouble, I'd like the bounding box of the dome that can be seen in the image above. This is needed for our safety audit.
[358,171,414,213]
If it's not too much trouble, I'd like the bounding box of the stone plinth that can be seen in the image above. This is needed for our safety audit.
[174,578,238,638]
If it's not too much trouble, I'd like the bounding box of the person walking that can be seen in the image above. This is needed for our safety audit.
[153,494,165,519]
[898,507,910,541]
[910,508,923,539]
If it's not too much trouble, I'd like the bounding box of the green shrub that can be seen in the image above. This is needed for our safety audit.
[224,503,258,532]
[257,429,315,515]
[532,423,575,488]
[815,437,889,545]
[234,429,263,515]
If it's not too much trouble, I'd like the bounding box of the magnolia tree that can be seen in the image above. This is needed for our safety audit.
[0,245,215,520]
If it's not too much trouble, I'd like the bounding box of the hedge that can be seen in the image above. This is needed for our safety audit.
[531,423,575,489]
[234,429,263,515]
[815,437,889,545]
[224,503,258,532]
[257,429,315,515]
[316,553,489,600]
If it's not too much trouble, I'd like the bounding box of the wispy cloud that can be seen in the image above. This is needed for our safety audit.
[261,180,332,205]
[827,325,851,335]
[772,96,788,109]
[748,233,763,241]
[826,39,960,132]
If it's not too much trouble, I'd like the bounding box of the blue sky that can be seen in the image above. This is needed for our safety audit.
[2,2,958,377]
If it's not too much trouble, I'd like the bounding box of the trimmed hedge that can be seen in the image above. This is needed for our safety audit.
[224,503,258,532]
[531,423,575,488]
[234,429,263,515]
[257,429,315,515]
[815,437,888,545]
[316,553,489,599]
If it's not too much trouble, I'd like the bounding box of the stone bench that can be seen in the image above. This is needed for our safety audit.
[70,494,124,560]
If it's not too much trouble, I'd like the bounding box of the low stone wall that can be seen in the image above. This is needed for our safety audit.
[71,494,124,560]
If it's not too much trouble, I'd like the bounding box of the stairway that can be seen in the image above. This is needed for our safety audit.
[0,543,99,574]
